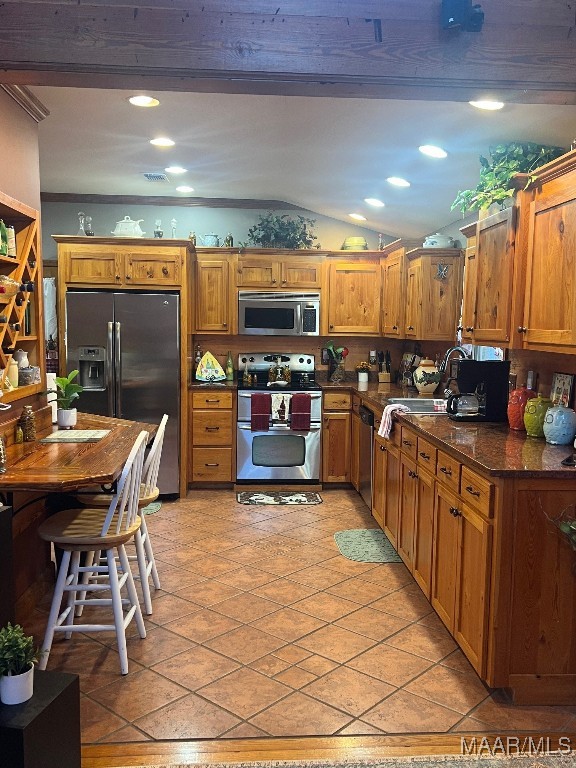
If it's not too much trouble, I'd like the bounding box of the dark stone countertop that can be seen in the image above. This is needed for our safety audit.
[188,377,576,479]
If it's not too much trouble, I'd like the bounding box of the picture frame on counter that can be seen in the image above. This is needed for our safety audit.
[550,372,574,407]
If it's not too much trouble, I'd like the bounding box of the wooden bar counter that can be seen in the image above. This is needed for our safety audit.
[0,407,156,626]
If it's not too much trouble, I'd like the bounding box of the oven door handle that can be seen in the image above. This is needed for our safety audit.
[238,392,322,398]
[238,424,321,431]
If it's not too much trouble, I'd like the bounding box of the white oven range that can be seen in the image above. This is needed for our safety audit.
[236,353,322,483]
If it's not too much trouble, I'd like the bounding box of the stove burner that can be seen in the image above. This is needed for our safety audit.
[237,352,319,391]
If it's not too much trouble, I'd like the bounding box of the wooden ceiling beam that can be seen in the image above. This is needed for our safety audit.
[1,2,576,103]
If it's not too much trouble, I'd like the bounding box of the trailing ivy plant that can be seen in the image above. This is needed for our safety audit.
[451,141,566,214]
[246,213,320,249]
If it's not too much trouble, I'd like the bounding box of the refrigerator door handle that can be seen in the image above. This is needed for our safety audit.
[115,321,122,416]
[106,321,115,416]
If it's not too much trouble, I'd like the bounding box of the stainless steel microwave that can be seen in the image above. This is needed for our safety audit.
[238,291,320,336]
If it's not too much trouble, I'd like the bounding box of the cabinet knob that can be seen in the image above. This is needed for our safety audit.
[517,326,527,333]
[392,325,398,330]
[329,324,334,330]
[115,274,121,280]
[271,279,277,284]
[466,326,474,333]
[126,275,131,280]
[465,484,481,497]
[440,466,452,476]
[205,426,220,431]
[407,325,414,331]
[282,279,287,284]
[456,325,463,332]
[162,267,169,276]
[419,451,430,460]
[403,439,413,447]
[379,445,386,451]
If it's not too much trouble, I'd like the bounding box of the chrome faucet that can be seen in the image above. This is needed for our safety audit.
[438,346,470,373]
[438,346,471,398]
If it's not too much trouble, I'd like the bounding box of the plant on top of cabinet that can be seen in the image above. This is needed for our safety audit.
[245,213,320,249]
[451,141,565,214]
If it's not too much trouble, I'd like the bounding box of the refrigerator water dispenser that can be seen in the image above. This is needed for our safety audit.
[78,347,106,390]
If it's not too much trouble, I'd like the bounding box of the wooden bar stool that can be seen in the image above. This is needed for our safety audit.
[72,415,168,614]
[37,431,148,676]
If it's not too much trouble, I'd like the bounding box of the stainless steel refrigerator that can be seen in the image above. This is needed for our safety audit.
[65,290,180,494]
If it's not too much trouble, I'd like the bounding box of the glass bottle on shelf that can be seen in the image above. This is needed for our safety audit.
[6,225,17,257]
[225,351,234,381]
[84,216,94,236]
[77,211,86,236]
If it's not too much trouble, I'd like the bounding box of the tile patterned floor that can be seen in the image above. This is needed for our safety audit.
[25,489,576,744]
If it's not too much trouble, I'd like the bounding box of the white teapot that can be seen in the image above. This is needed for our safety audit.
[423,233,454,248]
[111,216,145,237]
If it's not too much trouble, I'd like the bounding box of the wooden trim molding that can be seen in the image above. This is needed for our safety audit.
[40,193,305,210]
[0,85,50,122]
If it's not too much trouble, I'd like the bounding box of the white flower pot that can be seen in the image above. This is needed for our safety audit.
[57,408,77,429]
[0,664,34,705]
[357,371,369,383]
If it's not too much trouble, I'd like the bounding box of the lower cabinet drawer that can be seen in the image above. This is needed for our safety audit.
[192,411,233,445]
[192,448,232,481]
[461,465,493,518]
[436,449,461,493]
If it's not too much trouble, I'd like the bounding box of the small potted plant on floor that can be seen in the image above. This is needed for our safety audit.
[0,623,39,705]
[51,369,83,429]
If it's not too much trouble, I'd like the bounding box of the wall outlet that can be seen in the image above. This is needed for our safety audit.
[321,347,330,365]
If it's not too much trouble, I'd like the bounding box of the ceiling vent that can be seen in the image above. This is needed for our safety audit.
[143,172,169,182]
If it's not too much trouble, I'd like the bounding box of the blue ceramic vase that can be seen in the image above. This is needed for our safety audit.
[543,403,576,445]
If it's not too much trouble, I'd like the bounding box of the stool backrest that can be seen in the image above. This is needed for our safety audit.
[101,431,148,536]
[142,414,168,497]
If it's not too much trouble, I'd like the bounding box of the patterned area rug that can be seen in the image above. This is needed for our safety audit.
[334,528,403,563]
[237,491,323,505]
[142,501,162,515]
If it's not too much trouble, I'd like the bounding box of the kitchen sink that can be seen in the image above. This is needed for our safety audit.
[387,397,448,414]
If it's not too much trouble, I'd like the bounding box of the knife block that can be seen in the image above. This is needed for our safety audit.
[378,372,391,383]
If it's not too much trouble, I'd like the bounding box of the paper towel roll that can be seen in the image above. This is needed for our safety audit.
[46,372,57,423]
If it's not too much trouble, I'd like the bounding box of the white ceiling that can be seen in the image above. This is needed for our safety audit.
[32,86,576,240]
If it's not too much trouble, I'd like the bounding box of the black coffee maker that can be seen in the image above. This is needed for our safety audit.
[447,359,511,422]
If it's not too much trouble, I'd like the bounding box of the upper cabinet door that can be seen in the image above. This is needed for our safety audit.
[522,191,576,349]
[382,252,404,337]
[472,207,516,344]
[67,247,121,284]
[460,231,477,343]
[125,248,181,285]
[327,261,381,334]
[236,256,280,287]
[195,259,230,333]
[280,259,321,288]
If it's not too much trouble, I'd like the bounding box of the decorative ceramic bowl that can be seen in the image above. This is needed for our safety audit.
[111,216,145,237]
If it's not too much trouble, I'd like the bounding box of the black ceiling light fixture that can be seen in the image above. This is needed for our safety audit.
[441,0,484,31]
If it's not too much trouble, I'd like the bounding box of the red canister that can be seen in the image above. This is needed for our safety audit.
[507,385,537,430]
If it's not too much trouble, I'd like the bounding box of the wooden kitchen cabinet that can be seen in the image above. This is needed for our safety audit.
[431,481,492,676]
[380,239,420,339]
[322,390,351,483]
[404,248,463,341]
[326,259,381,334]
[236,251,322,288]
[460,207,517,345]
[60,241,183,287]
[195,254,232,333]
[517,152,576,352]
[459,221,477,344]
[189,390,234,483]
[412,465,435,598]
[398,452,417,568]
[350,410,361,491]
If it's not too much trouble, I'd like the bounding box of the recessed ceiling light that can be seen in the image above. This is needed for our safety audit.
[387,177,411,187]
[349,213,367,221]
[150,137,175,147]
[419,145,447,159]
[165,166,187,174]
[469,100,505,111]
[128,95,159,107]
[176,185,194,193]
[364,198,385,207]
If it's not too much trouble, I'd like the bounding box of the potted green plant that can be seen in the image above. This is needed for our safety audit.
[0,623,39,705]
[50,369,83,429]
[355,361,371,386]
[451,141,565,214]
[245,213,320,249]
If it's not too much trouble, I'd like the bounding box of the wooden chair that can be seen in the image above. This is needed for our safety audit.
[37,431,148,675]
[71,414,168,614]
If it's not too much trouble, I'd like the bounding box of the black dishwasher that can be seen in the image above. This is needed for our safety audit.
[358,405,375,509]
